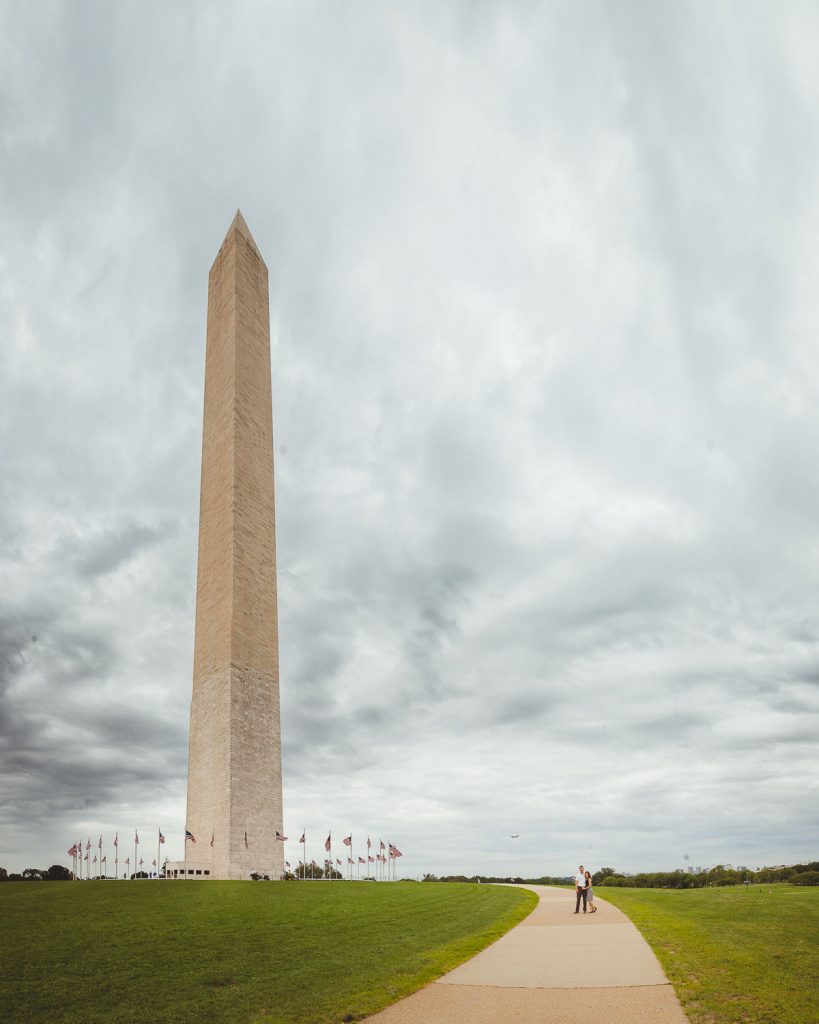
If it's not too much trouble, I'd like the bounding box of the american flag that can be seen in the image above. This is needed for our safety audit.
[101,855,106,863]
[367,836,371,848]
[210,833,214,847]
[86,838,91,851]
[285,861,290,868]
[276,831,288,842]
[159,831,166,845]
[324,833,331,852]
[67,845,76,857]
[135,831,139,845]
[336,858,342,865]
[348,857,353,864]
[358,856,366,864]
[380,839,385,851]
[185,829,196,843]
[92,855,97,864]
[368,856,375,862]
[244,831,249,849]
[113,833,119,848]
[139,858,143,866]
[299,832,305,844]
[152,859,156,867]
[392,846,403,858]
[125,857,130,865]
[342,835,352,847]
[98,835,102,849]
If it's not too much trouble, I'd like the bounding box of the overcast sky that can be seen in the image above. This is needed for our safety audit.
[2,2,819,878]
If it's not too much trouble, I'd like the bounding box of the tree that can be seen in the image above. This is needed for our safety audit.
[42,864,72,881]
[0,867,8,881]
[592,867,617,885]
[22,868,43,880]
[789,871,819,886]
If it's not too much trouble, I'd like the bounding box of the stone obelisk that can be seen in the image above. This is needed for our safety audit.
[185,211,283,880]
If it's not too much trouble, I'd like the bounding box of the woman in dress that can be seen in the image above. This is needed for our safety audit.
[585,870,597,913]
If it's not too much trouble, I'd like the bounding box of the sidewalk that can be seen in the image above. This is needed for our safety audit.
[366,885,687,1024]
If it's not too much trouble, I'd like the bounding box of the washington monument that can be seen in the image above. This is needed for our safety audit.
[184,211,284,880]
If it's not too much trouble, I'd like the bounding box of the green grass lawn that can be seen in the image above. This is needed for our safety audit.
[599,885,819,1024]
[1,881,535,1024]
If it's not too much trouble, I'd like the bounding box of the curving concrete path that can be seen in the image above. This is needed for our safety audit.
[366,885,687,1024]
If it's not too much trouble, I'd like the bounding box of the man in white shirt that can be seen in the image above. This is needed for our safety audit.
[574,865,588,914]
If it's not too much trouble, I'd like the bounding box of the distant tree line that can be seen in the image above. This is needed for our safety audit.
[421,861,819,888]
[0,865,72,881]
[595,862,819,888]
[3,861,817,886]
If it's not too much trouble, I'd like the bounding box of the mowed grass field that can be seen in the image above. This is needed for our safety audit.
[600,885,819,1024]
[1,880,535,1024]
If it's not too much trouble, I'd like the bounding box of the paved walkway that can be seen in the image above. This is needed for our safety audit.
[366,885,687,1024]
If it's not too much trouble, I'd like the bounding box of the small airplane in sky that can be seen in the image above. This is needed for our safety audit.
[510,834,520,838]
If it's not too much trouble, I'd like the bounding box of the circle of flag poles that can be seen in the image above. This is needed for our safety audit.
[68,828,404,881]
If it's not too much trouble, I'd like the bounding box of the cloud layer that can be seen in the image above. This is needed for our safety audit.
[2,1,819,876]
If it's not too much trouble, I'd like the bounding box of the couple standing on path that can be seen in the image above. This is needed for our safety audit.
[574,865,597,914]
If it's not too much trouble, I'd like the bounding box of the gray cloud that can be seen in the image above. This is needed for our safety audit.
[2,1,819,875]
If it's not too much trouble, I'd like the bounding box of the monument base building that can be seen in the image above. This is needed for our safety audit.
[163,861,213,879]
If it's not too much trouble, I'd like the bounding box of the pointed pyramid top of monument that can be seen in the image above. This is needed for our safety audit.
[219,209,266,266]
